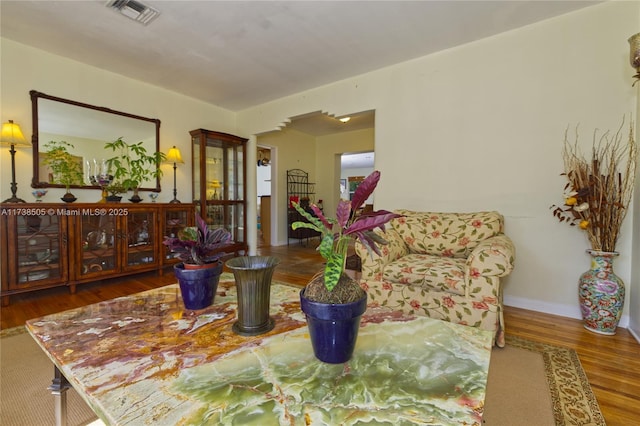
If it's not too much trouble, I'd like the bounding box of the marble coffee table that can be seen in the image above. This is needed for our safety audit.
[26,277,492,425]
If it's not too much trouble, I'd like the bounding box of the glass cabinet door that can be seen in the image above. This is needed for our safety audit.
[12,212,67,286]
[124,210,158,268]
[161,206,193,263]
[190,129,248,254]
[78,214,117,277]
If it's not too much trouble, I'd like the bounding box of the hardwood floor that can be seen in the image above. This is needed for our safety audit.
[1,243,638,424]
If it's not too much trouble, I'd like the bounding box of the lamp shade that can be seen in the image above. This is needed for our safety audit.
[165,146,184,164]
[0,120,30,147]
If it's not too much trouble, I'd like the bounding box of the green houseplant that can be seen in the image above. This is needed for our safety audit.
[162,214,233,310]
[105,182,126,202]
[42,140,84,202]
[104,137,166,202]
[292,170,401,363]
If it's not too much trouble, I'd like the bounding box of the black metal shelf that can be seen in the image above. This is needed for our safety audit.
[286,169,320,244]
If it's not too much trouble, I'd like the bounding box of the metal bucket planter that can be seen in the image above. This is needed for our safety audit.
[226,256,280,336]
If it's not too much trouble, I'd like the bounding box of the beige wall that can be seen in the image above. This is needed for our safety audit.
[238,2,639,326]
[632,20,640,340]
[0,38,237,203]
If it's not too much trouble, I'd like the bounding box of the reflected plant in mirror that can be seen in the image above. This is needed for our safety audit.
[104,137,166,203]
[42,140,83,202]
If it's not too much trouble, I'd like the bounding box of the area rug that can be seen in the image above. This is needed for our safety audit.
[483,335,605,426]
[0,290,605,426]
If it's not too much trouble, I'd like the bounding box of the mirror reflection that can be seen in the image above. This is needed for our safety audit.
[31,90,161,191]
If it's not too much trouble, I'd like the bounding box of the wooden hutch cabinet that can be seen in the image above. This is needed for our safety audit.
[0,202,194,305]
[0,205,69,305]
[190,129,248,255]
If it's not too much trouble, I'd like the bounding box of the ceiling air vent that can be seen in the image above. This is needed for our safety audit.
[106,0,160,25]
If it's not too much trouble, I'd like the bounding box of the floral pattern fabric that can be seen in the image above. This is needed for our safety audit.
[356,211,515,347]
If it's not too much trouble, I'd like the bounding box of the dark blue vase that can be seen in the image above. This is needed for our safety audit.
[300,288,367,364]
[174,262,223,310]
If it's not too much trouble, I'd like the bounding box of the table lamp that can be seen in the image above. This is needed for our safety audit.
[164,146,184,203]
[209,179,222,199]
[1,120,31,203]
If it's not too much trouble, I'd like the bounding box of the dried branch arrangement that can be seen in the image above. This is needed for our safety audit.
[551,120,637,252]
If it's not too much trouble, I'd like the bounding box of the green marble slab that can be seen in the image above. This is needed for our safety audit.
[26,279,492,426]
[173,311,491,426]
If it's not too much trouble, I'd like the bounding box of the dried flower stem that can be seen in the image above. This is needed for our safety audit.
[552,119,637,252]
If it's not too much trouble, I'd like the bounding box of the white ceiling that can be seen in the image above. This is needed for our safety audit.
[1,0,600,113]
[342,151,374,169]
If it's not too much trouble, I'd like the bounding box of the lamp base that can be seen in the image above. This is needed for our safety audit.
[2,196,26,203]
[169,199,181,204]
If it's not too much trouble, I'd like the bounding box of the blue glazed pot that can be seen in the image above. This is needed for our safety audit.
[300,288,367,364]
[174,262,223,310]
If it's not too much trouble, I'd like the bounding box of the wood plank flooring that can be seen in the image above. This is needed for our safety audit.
[1,243,638,424]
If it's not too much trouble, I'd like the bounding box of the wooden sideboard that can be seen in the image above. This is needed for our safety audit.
[0,202,195,306]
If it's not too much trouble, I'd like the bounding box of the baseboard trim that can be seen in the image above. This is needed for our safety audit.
[504,295,630,329]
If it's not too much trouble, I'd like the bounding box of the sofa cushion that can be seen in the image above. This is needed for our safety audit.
[392,211,504,258]
[382,253,466,296]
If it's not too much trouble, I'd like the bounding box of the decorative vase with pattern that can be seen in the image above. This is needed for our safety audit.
[578,250,625,335]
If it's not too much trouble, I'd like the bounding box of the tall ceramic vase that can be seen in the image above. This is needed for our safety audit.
[578,250,625,335]
[226,256,280,336]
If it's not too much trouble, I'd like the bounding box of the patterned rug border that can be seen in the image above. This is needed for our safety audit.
[505,335,605,426]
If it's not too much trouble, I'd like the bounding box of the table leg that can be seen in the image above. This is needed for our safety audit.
[48,366,71,426]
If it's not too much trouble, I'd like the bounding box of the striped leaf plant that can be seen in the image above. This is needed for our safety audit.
[292,171,401,293]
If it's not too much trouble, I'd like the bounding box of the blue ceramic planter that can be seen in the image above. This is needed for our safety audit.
[300,288,367,364]
[174,262,223,310]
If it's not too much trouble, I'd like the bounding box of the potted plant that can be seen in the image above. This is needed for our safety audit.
[292,170,402,363]
[104,137,166,202]
[551,120,637,335]
[42,140,84,202]
[105,182,126,203]
[162,213,233,310]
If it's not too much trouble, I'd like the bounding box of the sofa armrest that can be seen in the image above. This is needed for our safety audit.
[467,234,515,278]
[464,234,515,301]
[355,227,408,281]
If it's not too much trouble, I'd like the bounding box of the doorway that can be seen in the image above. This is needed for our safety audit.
[257,147,272,247]
[340,152,374,200]
[256,110,374,247]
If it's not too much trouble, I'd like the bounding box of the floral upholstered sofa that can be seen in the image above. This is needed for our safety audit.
[355,210,515,347]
